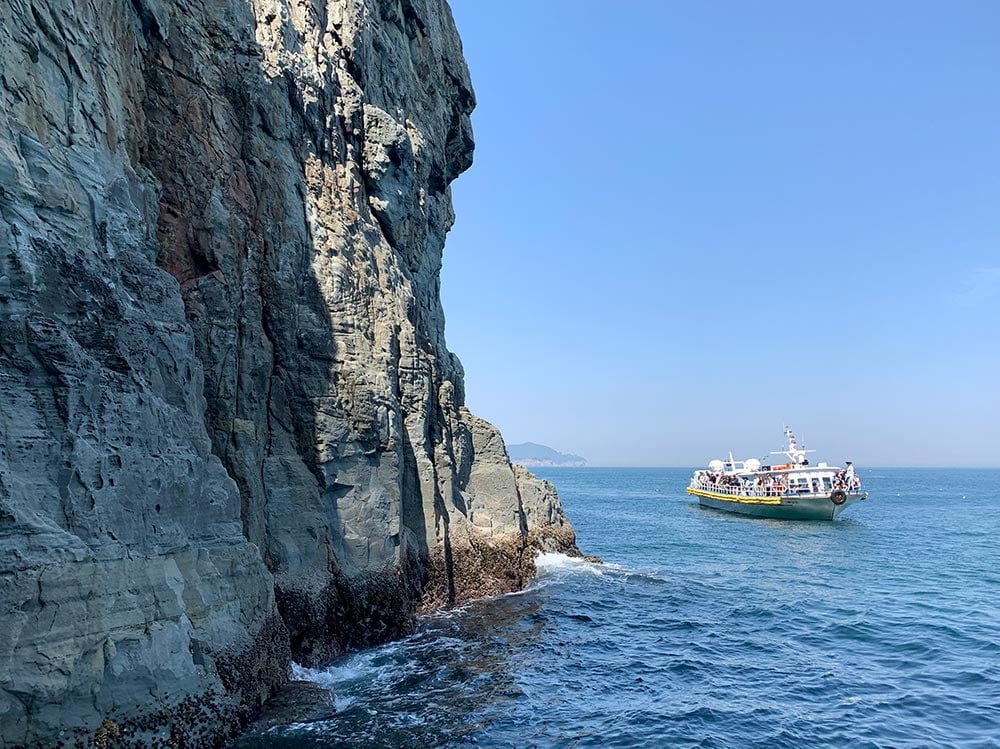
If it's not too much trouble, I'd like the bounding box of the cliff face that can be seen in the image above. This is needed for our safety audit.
[0,0,577,744]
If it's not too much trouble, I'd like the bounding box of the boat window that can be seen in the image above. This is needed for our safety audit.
[822,477,832,490]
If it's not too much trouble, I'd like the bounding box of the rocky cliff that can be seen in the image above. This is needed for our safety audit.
[0,0,578,744]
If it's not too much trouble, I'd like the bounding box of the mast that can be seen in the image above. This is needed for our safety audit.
[772,426,814,466]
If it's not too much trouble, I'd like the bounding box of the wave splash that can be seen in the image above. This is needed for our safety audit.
[534,551,603,573]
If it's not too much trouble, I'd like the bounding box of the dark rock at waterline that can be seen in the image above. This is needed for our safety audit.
[233,681,338,744]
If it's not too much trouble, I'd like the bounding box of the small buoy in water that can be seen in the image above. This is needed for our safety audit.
[961,495,966,499]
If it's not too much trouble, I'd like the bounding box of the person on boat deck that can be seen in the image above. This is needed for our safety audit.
[845,461,858,487]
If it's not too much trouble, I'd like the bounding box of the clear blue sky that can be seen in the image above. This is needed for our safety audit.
[441,1,1000,467]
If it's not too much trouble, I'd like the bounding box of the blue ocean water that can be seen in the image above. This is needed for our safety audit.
[251,468,1000,748]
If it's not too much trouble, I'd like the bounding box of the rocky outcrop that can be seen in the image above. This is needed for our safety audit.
[0,0,578,744]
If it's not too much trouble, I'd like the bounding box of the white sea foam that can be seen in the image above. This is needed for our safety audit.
[536,551,632,572]
[291,645,394,690]
[534,551,672,589]
[331,694,356,712]
[534,551,593,570]
[534,551,621,578]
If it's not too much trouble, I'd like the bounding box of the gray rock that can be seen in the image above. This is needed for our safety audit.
[234,680,337,743]
[0,0,579,743]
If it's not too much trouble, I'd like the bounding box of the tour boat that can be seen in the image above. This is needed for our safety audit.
[687,427,868,520]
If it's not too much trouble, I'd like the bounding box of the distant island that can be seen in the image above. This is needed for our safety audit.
[507,442,588,467]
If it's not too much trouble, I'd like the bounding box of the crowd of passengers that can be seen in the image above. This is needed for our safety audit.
[695,462,861,495]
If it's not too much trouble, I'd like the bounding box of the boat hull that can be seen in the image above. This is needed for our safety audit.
[688,488,866,521]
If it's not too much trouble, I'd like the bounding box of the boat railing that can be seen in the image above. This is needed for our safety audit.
[690,479,861,498]
[692,481,786,497]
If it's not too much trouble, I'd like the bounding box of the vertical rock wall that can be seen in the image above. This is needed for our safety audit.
[0,0,578,743]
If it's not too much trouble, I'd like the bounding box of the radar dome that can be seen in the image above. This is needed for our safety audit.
[745,458,761,471]
[708,459,725,472]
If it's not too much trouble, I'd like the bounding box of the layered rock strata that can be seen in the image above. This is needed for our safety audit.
[0,0,578,744]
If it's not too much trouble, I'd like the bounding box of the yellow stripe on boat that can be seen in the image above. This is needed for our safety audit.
[686,487,784,505]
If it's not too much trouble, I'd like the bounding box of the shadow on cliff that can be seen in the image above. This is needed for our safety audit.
[138,0,454,674]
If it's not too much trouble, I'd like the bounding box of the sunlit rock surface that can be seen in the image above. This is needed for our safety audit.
[0,0,577,743]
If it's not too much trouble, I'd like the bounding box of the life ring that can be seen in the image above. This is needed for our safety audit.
[831,489,847,505]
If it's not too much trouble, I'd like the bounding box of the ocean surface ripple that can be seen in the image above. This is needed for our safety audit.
[243,468,1000,748]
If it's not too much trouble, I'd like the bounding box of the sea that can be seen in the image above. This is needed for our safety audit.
[244,468,1000,748]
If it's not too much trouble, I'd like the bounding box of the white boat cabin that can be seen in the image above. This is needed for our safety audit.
[691,428,862,498]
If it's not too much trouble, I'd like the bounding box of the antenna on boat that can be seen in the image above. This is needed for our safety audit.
[771,425,815,466]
